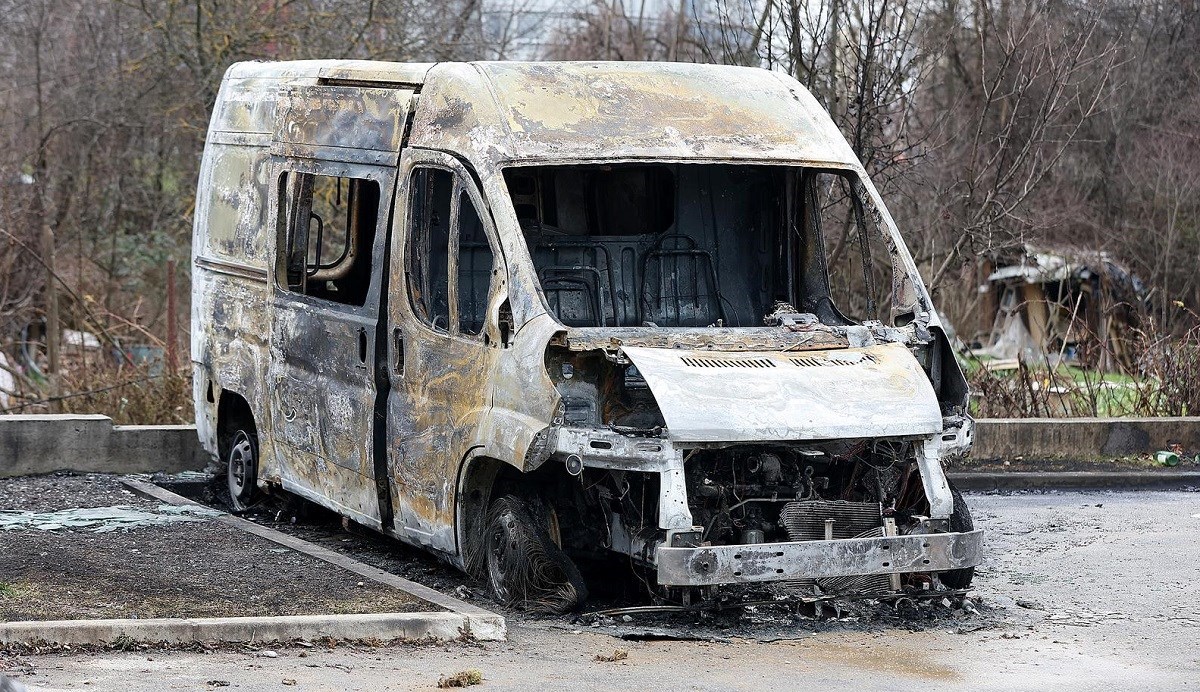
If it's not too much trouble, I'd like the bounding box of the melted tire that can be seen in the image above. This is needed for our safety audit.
[938,484,975,589]
[484,494,588,614]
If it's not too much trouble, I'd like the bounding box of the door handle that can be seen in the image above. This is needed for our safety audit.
[392,326,404,376]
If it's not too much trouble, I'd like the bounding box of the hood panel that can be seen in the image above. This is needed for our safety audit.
[621,343,941,443]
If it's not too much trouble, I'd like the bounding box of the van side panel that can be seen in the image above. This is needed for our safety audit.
[192,73,295,467]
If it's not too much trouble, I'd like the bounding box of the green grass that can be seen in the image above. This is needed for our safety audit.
[959,355,1158,417]
[1058,367,1144,416]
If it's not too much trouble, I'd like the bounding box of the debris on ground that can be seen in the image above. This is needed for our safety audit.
[0,505,220,533]
[437,669,483,688]
[593,649,628,663]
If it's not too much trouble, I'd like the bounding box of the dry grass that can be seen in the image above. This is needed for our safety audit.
[437,670,483,688]
[2,360,192,425]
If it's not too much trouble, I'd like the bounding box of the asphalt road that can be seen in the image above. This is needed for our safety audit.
[5,489,1199,691]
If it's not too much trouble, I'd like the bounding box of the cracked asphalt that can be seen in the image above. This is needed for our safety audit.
[3,489,1199,691]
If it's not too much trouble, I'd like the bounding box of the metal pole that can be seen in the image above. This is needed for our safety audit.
[41,222,60,408]
[166,259,178,372]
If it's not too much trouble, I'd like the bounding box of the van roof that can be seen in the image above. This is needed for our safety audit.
[220,60,860,168]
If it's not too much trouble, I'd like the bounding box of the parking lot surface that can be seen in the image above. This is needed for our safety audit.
[4,489,1199,691]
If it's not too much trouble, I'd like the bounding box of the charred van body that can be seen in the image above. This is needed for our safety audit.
[192,60,981,612]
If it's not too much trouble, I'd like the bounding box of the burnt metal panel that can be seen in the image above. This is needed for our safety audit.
[385,149,511,552]
[408,62,861,166]
[620,342,943,443]
[656,530,984,586]
[266,158,399,531]
[317,60,433,86]
[274,85,412,157]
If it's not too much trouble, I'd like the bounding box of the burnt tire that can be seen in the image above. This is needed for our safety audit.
[937,484,975,589]
[226,428,259,514]
[484,494,588,614]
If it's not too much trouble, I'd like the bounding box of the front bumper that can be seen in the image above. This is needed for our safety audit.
[655,529,983,586]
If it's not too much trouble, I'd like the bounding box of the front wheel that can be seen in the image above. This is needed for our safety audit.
[226,428,259,513]
[937,484,975,589]
[484,494,587,614]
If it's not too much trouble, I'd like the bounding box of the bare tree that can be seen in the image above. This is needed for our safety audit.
[919,2,1122,292]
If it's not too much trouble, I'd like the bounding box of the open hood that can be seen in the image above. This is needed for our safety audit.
[621,342,942,443]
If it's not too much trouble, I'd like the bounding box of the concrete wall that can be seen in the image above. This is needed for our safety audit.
[2,414,1198,478]
[972,417,1200,461]
[0,414,210,479]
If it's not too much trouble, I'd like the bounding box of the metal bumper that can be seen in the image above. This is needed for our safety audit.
[655,529,983,586]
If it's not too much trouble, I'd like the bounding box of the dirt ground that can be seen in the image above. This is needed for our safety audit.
[164,476,471,599]
[0,474,438,621]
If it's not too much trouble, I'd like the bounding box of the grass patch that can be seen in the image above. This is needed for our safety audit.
[959,356,1183,418]
[0,581,34,600]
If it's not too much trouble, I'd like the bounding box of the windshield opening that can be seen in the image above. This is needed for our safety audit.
[503,163,895,329]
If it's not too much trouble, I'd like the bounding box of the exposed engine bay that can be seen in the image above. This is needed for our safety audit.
[515,320,978,608]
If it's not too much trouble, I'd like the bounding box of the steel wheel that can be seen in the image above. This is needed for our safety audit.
[226,428,258,513]
[486,503,519,604]
[483,494,587,614]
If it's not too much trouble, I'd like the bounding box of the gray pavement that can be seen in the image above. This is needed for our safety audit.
[4,490,1200,691]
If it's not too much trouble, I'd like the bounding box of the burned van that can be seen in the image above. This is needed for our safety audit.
[192,60,981,612]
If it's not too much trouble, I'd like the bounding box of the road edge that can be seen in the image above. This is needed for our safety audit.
[949,470,1200,491]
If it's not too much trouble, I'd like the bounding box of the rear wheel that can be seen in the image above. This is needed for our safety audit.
[226,428,259,513]
[484,494,588,614]
[937,484,975,589]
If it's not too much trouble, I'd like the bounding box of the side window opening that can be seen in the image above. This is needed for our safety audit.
[279,171,380,307]
[456,190,495,337]
[407,168,453,332]
[406,167,497,338]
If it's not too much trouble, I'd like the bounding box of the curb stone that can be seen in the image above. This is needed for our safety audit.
[949,470,1200,491]
[0,612,492,647]
[0,479,506,646]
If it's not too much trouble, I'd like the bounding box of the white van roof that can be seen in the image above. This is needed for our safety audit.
[218,60,861,168]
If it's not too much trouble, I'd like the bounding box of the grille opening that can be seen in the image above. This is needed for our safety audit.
[788,352,878,368]
[681,356,776,369]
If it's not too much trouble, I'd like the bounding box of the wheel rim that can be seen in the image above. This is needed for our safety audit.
[227,430,254,503]
[486,510,516,603]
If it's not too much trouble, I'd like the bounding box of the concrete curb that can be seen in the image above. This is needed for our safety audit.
[972,417,1200,461]
[0,479,506,647]
[0,612,490,647]
[949,470,1200,491]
